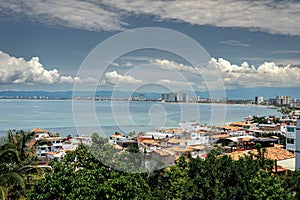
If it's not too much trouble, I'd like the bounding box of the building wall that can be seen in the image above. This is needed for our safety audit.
[296,118,300,169]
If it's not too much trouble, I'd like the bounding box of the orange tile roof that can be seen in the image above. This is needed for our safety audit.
[167,138,187,143]
[30,128,50,133]
[140,139,160,146]
[164,128,182,133]
[110,134,124,138]
[211,134,230,139]
[222,126,243,131]
[167,146,192,152]
[250,147,295,161]
[230,121,250,126]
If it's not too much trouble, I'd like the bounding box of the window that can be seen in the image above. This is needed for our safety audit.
[287,138,294,144]
[287,127,295,132]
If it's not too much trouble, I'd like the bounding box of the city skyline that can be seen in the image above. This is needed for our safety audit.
[0,0,299,98]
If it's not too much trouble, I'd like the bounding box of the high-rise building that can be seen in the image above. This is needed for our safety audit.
[276,96,291,106]
[179,92,189,103]
[162,92,178,102]
[138,94,145,101]
[255,96,264,104]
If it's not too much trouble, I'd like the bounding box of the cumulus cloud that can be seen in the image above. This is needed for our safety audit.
[60,76,76,84]
[154,59,198,74]
[153,57,300,89]
[0,51,76,85]
[105,71,144,85]
[209,58,300,88]
[1,0,300,35]
[157,79,195,86]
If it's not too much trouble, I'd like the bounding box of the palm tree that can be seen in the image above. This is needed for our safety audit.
[0,130,51,199]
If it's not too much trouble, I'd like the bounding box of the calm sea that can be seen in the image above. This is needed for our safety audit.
[0,99,280,137]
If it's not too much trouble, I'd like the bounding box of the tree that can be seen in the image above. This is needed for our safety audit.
[286,170,300,199]
[27,144,150,200]
[249,169,293,199]
[0,130,50,199]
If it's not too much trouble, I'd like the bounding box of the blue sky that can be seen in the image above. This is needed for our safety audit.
[0,0,299,98]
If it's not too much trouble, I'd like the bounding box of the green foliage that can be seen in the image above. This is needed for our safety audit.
[250,169,293,200]
[0,130,50,199]
[286,170,300,199]
[27,144,150,200]
[252,115,269,124]
[278,106,295,115]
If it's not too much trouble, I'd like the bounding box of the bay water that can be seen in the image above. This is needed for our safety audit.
[0,99,280,137]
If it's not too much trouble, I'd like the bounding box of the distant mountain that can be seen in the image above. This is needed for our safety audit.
[0,87,299,100]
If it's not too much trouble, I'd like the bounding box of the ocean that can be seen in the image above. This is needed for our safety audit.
[0,99,280,137]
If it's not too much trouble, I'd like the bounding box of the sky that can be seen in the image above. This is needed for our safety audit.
[0,0,299,99]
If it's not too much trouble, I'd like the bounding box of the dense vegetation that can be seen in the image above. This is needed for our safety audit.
[0,130,50,199]
[2,131,300,199]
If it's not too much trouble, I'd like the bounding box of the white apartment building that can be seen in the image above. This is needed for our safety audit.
[286,125,296,152]
[295,117,300,169]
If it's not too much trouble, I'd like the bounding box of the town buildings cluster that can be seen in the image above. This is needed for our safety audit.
[255,95,300,107]
[107,114,299,171]
[32,110,300,172]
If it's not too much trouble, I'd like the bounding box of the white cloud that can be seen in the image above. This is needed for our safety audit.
[153,57,300,89]
[124,61,134,67]
[0,0,125,31]
[1,0,300,35]
[60,76,75,84]
[219,40,250,47]
[154,59,198,74]
[157,79,195,86]
[110,62,119,67]
[210,58,300,88]
[0,51,76,85]
[105,71,144,85]
[102,0,300,36]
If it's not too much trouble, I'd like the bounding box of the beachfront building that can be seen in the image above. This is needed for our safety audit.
[178,92,189,103]
[269,96,291,106]
[255,96,264,105]
[277,96,291,106]
[161,92,178,102]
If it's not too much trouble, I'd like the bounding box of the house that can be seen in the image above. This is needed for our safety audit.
[63,136,92,151]
[258,124,281,132]
[30,128,50,140]
[35,137,64,158]
[190,132,210,145]
[108,132,129,144]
